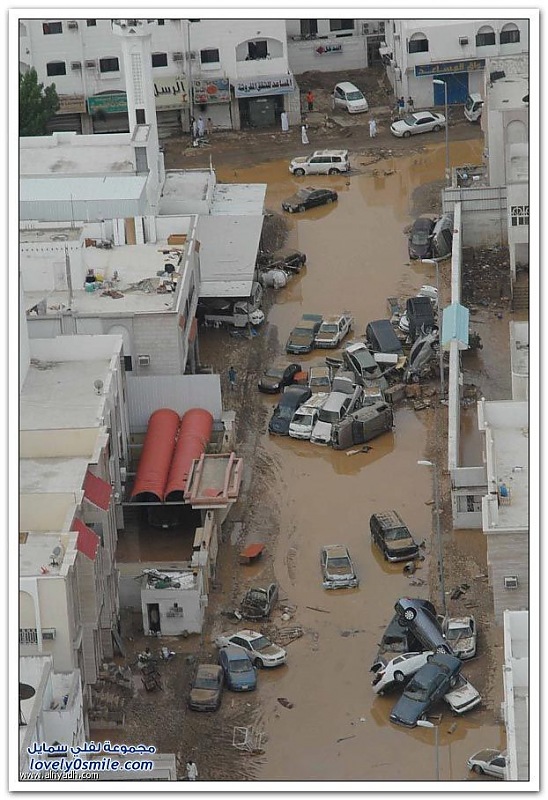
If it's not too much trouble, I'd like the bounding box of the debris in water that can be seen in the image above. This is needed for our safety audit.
[306,605,330,614]
[277,697,294,709]
[447,722,458,735]
[336,735,356,743]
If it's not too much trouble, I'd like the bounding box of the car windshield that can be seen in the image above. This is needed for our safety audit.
[296,189,313,200]
[229,658,252,673]
[412,231,430,245]
[347,91,363,101]
[384,527,411,541]
[327,557,351,569]
[405,679,430,701]
[277,406,294,420]
[195,675,219,689]
[265,368,283,379]
[318,409,339,424]
[251,636,271,652]
[403,115,417,126]
[292,410,312,425]
[311,376,330,386]
[292,327,312,336]
[321,324,339,334]
[447,624,473,639]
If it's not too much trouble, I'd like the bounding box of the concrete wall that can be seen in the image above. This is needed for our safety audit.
[19,580,74,672]
[126,373,222,430]
[141,581,204,635]
[443,186,507,247]
[485,530,529,622]
[287,36,368,75]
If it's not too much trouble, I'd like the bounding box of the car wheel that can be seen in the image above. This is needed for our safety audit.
[287,207,294,214]
[298,205,305,213]
[472,765,484,775]
[403,130,411,138]
[394,670,405,683]
[328,168,340,175]
[436,644,448,654]
[253,657,264,669]
[403,607,417,621]
[326,197,335,203]
[433,125,441,132]
[294,168,305,177]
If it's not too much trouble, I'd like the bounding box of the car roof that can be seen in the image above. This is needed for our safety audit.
[233,629,261,641]
[447,616,474,626]
[335,81,361,92]
[322,314,348,324]
[312,149,348,157]
[412,217,436,230]
[323,391,351,410]
[197,663,222,676]
[309,365,330,376]
[323,544,350,557]
[412,111,437,120]
[300,393,329,410]
[221,645,252,660]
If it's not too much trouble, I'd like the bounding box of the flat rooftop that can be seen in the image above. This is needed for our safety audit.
[24,241,189,315]
[20,138,136,176]
[488,75,529,111]
[159,170,266,216]
[509,321,529,378]
[20,226,83,244]
[20,456,89,494]
[198,214,264,297]
[211,183,266,214]
[19,532,78,578]
[20,174,147,203]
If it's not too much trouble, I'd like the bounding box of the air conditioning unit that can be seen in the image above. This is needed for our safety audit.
[504,575,519,589]
[459,36,469,45]
[362,23,370,35]
[138,354,151,367]
[84,59,97,69]
[42,628,57,640]
[172,52,184,61]
[188,51,197,60]
[120,466,127,483]
[68,20,79,30]
[71,61,82,70]
[379,21,385,34]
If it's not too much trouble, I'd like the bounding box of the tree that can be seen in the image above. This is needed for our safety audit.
[19,68,60,136]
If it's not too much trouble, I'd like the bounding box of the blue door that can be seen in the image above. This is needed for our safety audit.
[433,72,469,105]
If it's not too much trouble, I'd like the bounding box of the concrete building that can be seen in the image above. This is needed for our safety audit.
[502,610,529,781]
[19,655,86,772]
[19,17,300,134]
[381,18,529,109]
[477,399,528,622]
[509,321,528,401]
[285,18,386,74]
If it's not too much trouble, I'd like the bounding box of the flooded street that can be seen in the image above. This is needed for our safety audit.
[203,141,506,782]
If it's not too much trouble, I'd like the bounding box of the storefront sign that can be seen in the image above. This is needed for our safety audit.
[415,59,485,77]
[193,78,230,104]
[58,94,87,114]
[234,75,294,98]
[315,43,343,56]
[87,93,128,114]
[154,76,188,109]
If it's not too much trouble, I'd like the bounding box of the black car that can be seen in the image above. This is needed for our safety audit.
[389,653,462,727]
[258,363,302,394]
[286,314,323,354]
[282,187,338,213]
[268,385,312,435]
[405,296,436,341]
[395,597,453,655]
[408,216,436,260]
[369,511,420,562]
[374,613,423,663]
[257,249,307,273]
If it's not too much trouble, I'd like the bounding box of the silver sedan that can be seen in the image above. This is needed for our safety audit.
[390,111,446,138]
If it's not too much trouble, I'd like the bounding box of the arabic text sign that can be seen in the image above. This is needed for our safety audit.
[415,59,485,77]
[234,74,294,98]
[154,76,188,108]
[193,78,230,104]
[58,94,87,114]
[87,93,128,114]
[315,43,343,56]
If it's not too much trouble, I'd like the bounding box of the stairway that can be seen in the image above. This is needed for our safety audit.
[512,271,529,312]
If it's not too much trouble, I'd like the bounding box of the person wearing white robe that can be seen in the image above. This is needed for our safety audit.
[280,111,289,132]
[301,124,309,145]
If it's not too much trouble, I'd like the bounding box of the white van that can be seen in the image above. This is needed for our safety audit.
[310,390,358,445]
[332,82,368,114]
[289,149,350,176]
[464,93,483,123]
[289,393,329,440]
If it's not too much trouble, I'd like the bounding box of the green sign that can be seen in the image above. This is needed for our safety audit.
[415,59,485,77]
[87,93,128,114]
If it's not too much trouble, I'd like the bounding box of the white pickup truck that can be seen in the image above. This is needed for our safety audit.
[314,314,354,348]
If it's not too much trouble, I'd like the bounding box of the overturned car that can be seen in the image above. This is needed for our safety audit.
[331,401,394,450]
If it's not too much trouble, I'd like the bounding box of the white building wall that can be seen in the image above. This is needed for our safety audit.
[285,17,376,73]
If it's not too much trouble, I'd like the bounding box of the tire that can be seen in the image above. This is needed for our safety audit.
[294,168,305,177]
[287,207,294,214]
[433,125,441,132]
[472,765,484,775]
[403,130,411,138]
[298,205,305,213]
[404,607,417,621]
[394,670,405,683]
[328,168,340,175]
[437,644,448,654]
[326,197,334,203]
[253,657,264,669]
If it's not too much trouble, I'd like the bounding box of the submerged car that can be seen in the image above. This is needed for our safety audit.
[310,386,362,445]
[239,583,279,620]
[320,544,359,589]
[443,616,477,660]
[218,646,257,692]
[314,314,353,348]
[286,314,323,354]
[188,664,223,711]
[444,673,481,714]
[371,651,434,695]
[258,363,301,393]
[369,510,420,562]
[214,629,287,668]
[375,614,423,661]
[390,111,446,138]
[308,365,332,394]
[395,597,453,655]
[268,385,312,436]
[289,149,350,176]
[282,187,338,213]
[408,216,436,259]
[404,329,439,384]
[342,342,388,391]
[289,393,329,440]
[389,653,462,728]
[467,750,507,778]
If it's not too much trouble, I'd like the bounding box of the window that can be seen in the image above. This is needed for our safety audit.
[300,19,318,37]
[476,26,495,46]
[329,20,354,32]
[46,61,66,76]
[247,40,268,60]
[99,57,120,73]
[42,21,63,34]
[124,355,133,372]
[152,52,168,68]
[86,19,97,27]
[408,33,429,53]
[136,109,146,124]
[511,205,529,226]
[157,19,165,25]
[500,24,520,44]
[20,628,38,645]
[200,48,220,64]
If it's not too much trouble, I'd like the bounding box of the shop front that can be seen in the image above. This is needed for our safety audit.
[87,92,129,134]
[47,94,87,134]
[192,78,232,130]
[234,74,295,130]
[154,75,189,139]
[415,58,486,106]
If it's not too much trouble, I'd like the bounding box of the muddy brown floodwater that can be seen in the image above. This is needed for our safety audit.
[200,141,506,784]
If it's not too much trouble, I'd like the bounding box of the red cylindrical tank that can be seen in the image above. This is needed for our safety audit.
[131,409,181,502]
[164,408,214,501]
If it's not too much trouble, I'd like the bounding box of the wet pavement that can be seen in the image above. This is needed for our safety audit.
[208,141,505,783]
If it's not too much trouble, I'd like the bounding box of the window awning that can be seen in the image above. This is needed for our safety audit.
[83,470,112,511]
[72,518,100,561]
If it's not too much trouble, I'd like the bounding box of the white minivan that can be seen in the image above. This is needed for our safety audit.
[332,82,368,114]
[289,393,329,440]
[310,390,358,445]
[289,150,350,176]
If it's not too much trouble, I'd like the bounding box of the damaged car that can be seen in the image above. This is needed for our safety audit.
[371,651,434,695]
[320,544,359,589]
[403,328,440,383]
[240,583,279,620]
[395,597,453,655]
[443,673,481,714]
[389,653,462,728]
[188,663,223,711]
[331,401,394,450]
[286,314,323,354]
[443,615,477,660]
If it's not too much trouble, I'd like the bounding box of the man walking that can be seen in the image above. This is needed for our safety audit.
[398,96,405,117]
[185,760,198,781]
[306,89,314,112]
[369,118,377,138]
[301,124,309,145]
[197,115,206,137]
[228,366,237,391]
[407,96,415,114]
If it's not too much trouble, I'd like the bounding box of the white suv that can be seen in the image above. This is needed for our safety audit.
[289,150,350,176]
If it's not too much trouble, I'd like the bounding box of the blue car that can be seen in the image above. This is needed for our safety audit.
[389,653,462,728]
[218,646,257,692]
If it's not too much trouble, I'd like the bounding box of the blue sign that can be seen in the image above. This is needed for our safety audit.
[415,59,485,77]
[234,75,294,98]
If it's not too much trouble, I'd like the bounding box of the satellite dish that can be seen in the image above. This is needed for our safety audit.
[52,545,62,557]
[93,379,104,395]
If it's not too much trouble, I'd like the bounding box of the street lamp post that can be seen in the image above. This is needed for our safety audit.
[417,719,440,780]
[418,459,447,616]
[421,258,444,397]
[433,79,450,185]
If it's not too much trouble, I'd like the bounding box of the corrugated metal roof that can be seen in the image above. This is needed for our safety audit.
[197,214,263,298]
